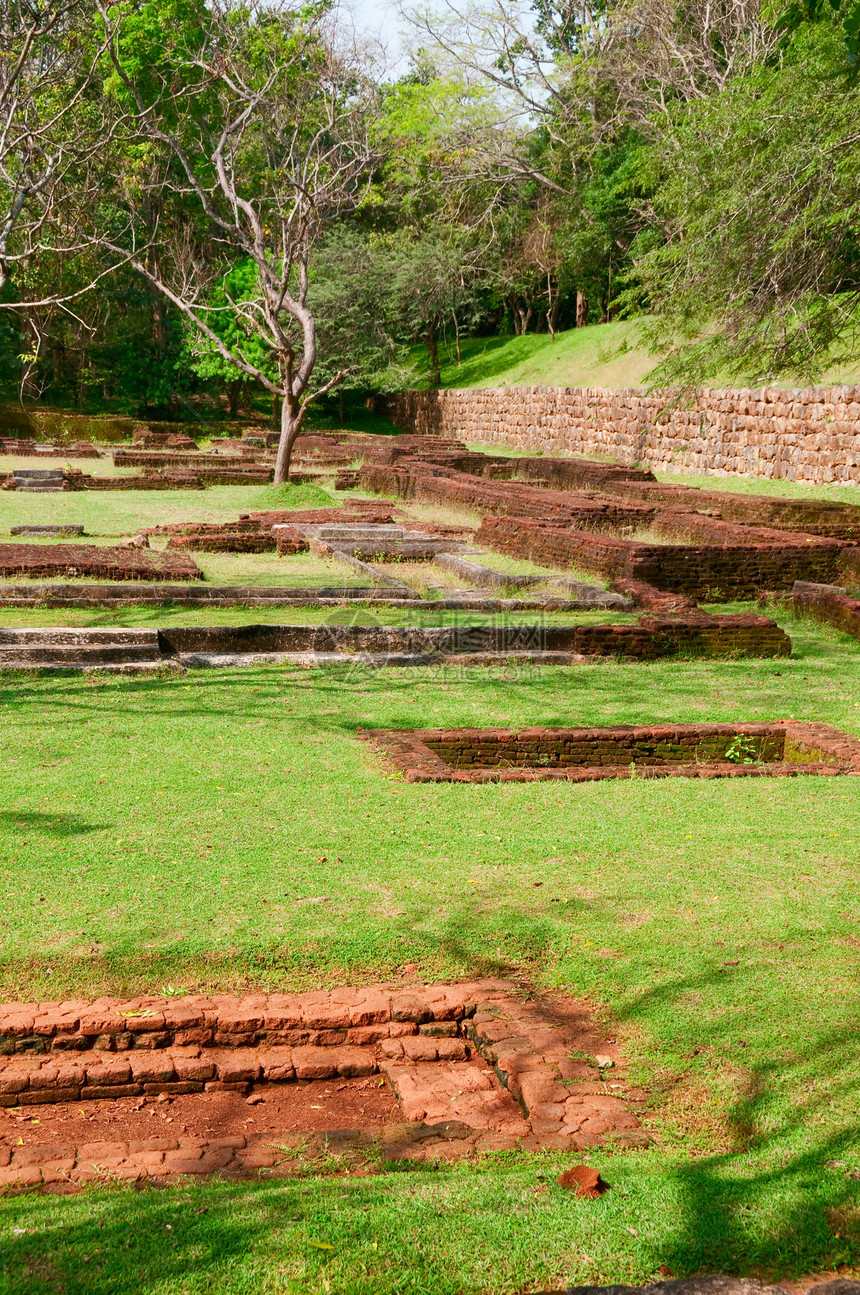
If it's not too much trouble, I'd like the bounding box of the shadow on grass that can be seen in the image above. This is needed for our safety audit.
[0,810,110,836]
[1,920,860,1286]
[606,962,860,1278]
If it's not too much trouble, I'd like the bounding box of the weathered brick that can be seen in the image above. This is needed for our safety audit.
[292,1046,338,1080]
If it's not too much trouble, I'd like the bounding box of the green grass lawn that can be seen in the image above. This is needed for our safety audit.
[0,480,335,537]
[2,468,860,1293]
[1,607,860,1291]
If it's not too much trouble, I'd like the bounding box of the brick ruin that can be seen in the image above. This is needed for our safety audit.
[792,580,860,644]
[0,982,646,1185]
[152,504,398,554]
[362,721,860,783]
[385,384,860,485]
[0,544,201,582]
[350,441,860,601]
[152,616,789,664]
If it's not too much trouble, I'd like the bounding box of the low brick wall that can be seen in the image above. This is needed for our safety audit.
[606,479,860,539]
[364,721,860,783]
[0,982,646,1186]
[113,450,272,484]
[113,450,249,469]
[167,532,279,553]
[64,469,204,492]
[386,386,860,484]
[358,461,652,527]
[157,616,790,660]
[0,544,201,582]
[0,439,101,458]
[476,514,849,599]
[792,580,860,641]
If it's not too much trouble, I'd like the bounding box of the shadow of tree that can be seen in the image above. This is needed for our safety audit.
[0,811,110,836]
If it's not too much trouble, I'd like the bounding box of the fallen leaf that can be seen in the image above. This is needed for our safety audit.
[308,1241,334,1251]
[594,1054,614,1069]
[627,1226,639,1237]
[557,1165,609,1199]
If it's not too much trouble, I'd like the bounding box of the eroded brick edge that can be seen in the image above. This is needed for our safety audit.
[0,980,648,1188]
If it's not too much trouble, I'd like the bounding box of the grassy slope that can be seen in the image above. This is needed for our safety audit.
[400,320,860,391]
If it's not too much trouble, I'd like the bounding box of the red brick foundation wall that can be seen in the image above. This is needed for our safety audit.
[792,581,860,641]
[364,721,860,783]
[476,515,849,599]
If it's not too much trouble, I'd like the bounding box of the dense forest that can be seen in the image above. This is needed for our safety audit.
[1,0,859,467]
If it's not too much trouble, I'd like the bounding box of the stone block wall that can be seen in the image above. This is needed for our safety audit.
[385,386,860,485]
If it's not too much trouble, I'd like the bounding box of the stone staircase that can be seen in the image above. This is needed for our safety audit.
[0,628,167,673]
[12,468,65,493]
[274,522,470,561]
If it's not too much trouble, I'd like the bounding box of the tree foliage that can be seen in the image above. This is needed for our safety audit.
[0,0,858,411]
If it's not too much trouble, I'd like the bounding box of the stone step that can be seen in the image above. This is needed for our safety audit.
[0,645,162,665]
[316,540,458,559]
[14,485,65,493]
[0,628,159,646]
[177,649,591,669]
[434,552,542,589]
[0,660,178,675]
[0,584,388,606]
[10,525,85,536]
[12,468,64,480]
[313,524,407,537]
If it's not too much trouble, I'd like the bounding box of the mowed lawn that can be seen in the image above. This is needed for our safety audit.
[1,610,860,1292]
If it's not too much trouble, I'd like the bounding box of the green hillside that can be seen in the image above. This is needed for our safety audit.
[399,320,860,391]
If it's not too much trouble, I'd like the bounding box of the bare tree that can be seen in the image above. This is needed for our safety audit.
[0,1,121,306]
[94,0,378,482]
[403,0,780,175]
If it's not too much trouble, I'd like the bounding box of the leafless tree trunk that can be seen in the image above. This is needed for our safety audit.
[426,320,442,387]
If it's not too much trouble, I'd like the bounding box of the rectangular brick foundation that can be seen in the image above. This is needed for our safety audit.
[476,515,850,600]
[361,721,860,783]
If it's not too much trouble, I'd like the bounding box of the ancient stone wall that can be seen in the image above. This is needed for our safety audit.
[792,580,860,641]
[385,386,860,484]
[476,514,849,598]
